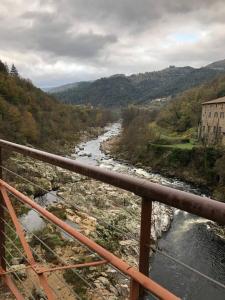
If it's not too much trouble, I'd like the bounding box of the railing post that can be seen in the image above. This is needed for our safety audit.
[0,147,5,270]
[138,197,152,299]
[130,279,139,300]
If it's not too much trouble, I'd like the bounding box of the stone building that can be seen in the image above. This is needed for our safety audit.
[199,96,225,144]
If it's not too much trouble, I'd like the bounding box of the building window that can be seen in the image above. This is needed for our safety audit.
[220,112,224,118]
[218,127,222,134]
[208,126,211,132]
[202,126,205,132]
[213,126,216,133]
[208,112,211,118]
[214,112,218,118]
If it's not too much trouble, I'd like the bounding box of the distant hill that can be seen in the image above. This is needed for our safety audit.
[205,59,225,71]
[50,59,225,107]
[157,72,225,133]
[46,81,91,93]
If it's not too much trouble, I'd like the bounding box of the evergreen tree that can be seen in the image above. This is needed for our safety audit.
[0,60,8,74]
[10,64,19,77]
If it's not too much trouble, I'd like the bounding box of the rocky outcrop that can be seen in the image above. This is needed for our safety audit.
[5,123,174,299]
[6,153,173,299]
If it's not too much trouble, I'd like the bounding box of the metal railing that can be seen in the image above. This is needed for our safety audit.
[0,139,225,299]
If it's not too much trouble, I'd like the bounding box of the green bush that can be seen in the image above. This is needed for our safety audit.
[63,269,87,299]
[48,206,67,220]
[167,148,192,167]
[30,227,65,250]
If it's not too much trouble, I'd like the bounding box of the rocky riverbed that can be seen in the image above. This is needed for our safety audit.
[2,122,176,299]
[3,121,225,299]
[101,131,225,243]
[6,121,225,300]
[5,152,173,299]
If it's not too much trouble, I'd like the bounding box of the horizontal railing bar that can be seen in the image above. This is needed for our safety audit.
[0,179,179,300]
[0,139,225,225]
[38,260,108,274]
[0,265,32,275]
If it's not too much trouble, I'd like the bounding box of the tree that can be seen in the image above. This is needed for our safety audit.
[0,60,8,74]
[20,111,40,143]
[10,64,19,77]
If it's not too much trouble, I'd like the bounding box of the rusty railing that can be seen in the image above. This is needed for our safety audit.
[0,139,225,299]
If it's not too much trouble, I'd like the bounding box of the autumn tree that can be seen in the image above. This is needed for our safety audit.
[0,59,115,149]
[20,112,40,143]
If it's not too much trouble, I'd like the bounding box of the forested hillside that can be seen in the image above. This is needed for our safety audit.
[157,74,225,132]
[120,73,225,147]
[114,74,225,200]
[0,60,114,152]
[51,62,225,107]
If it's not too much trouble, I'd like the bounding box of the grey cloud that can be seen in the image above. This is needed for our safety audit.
[36,31,117,59]
[1,0,225,87]
[160,28,225,68]
[25,11,117,59]
[0,9,117,60]
[51,0,225,32]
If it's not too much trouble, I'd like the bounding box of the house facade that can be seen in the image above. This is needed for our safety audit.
[200,96,225,144]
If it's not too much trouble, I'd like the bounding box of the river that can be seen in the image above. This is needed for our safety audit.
[22,122,225,299]
[74,122,225,300]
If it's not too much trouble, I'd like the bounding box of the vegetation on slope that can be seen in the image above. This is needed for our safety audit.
[0,60,115,152]
[52,63,225,107]
[115,74,225,201]
[157,75,225,133]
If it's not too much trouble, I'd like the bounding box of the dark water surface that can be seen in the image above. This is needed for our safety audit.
[148,211,225,299]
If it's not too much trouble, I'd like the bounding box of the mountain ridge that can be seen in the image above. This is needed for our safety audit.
[50,59,225,107]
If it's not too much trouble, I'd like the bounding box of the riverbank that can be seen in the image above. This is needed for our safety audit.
[101,133,225,243]
[9,124,174,256]
[101,126,225,300]
[5,125,106,197]
[102,134,225,200]
[4,122,175,299]
[6,122,225,299]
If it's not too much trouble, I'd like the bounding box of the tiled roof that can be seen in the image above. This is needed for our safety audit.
[202,96,225,105]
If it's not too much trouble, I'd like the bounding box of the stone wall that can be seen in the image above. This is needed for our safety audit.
[200,102,225,144]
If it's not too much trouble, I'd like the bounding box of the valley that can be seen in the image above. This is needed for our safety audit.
[2,1,225,299]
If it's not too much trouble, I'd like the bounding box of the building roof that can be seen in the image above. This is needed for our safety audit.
[202,96,225,105]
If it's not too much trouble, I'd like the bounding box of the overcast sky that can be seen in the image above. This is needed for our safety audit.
[1,0,225,88]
